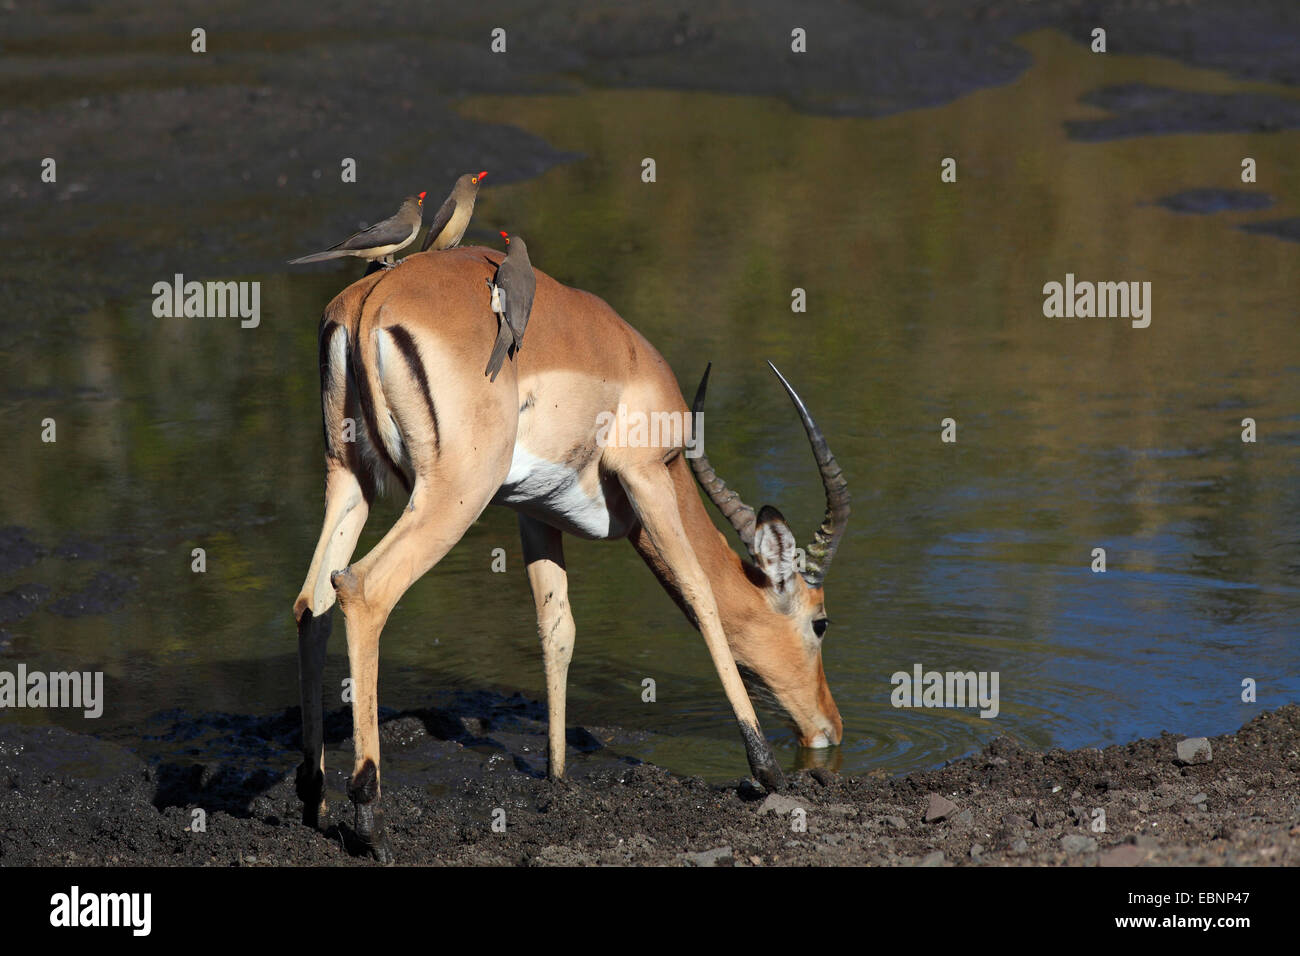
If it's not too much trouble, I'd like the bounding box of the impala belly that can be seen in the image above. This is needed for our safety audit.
[493,444,635,540]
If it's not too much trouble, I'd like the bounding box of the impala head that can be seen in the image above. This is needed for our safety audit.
[691,362,849,749]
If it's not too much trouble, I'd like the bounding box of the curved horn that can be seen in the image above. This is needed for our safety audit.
[767,362,851,588]
[689,363,758,550]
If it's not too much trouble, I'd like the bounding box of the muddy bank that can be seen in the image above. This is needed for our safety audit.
[1,703,1295,866]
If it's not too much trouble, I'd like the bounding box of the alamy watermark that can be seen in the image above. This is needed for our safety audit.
[152,273,260,328]
[50,886,150,936]
[0,664,103,718]
[1043,273,1150,328]
[595,405,704,458]
[891,663,999,718]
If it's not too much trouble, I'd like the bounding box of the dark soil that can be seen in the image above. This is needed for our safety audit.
[1,702,1295,866]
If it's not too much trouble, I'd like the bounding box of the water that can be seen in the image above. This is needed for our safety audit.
[3,31,1298,782]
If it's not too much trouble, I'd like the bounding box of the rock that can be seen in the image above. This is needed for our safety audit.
[970,843,984,859]
[1030,808,1056,828]
[918,850,945,867]
[953,808,974,827]
[757,794,806,817]
[1175,737,1212,765]
[881,815,908,829]
[809,767,836,786]
[684,846,733,867]
[737,780,766,801]
[1002,812,1029,831]
[531,845,594,866]
[1061,834,1098,855]
[1188,792,1208,804]
[1100,844,1148,867]
[1009,837,1030,855]
[924,792,958,823]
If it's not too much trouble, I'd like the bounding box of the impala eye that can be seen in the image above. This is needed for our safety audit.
[812,618,830,638]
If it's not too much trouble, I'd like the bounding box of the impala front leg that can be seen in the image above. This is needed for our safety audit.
[519,515,576,780]
[619,460,786,792]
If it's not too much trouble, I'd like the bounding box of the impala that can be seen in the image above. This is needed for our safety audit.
[292,247,850,860]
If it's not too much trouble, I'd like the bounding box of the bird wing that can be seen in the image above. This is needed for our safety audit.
[501,259,536,345]
[419,196,457,251]
[330,213,413,252]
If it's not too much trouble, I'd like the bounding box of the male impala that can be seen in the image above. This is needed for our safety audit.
[292,246,850,860]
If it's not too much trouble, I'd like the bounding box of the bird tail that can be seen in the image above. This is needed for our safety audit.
[287,249,352,265]
[485,316,513,382]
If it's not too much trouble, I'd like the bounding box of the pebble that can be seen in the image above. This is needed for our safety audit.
[684,846,733,867]
[1175,737,1213,765]
[1061,834,1098,855]
[757,794,806,817]
[924,792,958,823]
[1099,844,1147,867]
[809,767,835,786]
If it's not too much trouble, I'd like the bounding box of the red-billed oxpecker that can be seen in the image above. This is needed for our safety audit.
[420,171,487,251]
[289,193,425,268]
[485,231,536,382]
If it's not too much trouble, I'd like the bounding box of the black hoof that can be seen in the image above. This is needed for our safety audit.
[295,763,326,829]
[352,802,392,863]
[348,759,390,861]
[740,722,786,792]
[369,833,393,864]
[755,761,786,793]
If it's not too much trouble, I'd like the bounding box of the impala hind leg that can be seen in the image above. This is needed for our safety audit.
[330,482,496,862]
[292,463,371,828]
[519,515,576,780]
[619,460,786,792]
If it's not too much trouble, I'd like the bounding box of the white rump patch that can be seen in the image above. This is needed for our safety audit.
[372,329,411,474]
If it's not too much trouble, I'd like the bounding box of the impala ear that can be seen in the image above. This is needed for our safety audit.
[751,505,798,596]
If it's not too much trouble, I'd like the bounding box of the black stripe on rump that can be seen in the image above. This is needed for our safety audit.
[385,325,441,457]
